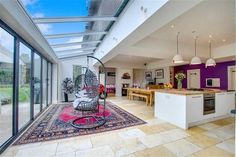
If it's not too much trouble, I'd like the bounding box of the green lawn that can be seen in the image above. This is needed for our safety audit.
[0,87,30,102]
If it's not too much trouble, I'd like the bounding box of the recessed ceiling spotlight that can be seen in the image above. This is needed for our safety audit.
[171,24,175,28]
[113,37,118,41]
[140,6,147,13]
[222,39,226,42]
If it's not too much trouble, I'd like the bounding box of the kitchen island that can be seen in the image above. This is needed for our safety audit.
[155,89,235,129]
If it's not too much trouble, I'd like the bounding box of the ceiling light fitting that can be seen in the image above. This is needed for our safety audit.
[205,40,216,67]
[172,32,184,64]
[190,35,201,65]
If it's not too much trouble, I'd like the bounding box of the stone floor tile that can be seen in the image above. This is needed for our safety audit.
[159,128,189,143]
[203,125,234,141]
[56,138,92,155]
[75,145,115,157]
[111,138,146,157]
[135,145,176,157]
[164,139,201,157]
[211,117,235,126]
[139,133,165,148]
[14,143,58,157]
[91,132,123,147]
[185,133,220,148]
[198,123,221,130]
[216,138,235,154]
[53,152,75,157]
[186,126,207,135]
[118,128,146,140]
[194,146,234,157]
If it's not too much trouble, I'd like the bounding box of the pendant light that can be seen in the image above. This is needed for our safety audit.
[205,40,216,67]
[172,32,184,63]
[190,34,202,65]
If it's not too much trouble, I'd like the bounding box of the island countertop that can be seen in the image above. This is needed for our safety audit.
[155,88,226,95]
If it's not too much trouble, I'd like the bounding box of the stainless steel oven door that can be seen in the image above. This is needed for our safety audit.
[204,97,215,115]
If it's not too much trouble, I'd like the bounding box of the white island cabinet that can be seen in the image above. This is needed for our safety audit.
[155,90,235,130]
[186,95,204,123]
[215,92,235,117]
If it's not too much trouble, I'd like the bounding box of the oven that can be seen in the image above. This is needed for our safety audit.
[203,93,215,115]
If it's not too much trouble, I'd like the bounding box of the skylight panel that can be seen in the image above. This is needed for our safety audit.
[20,0,129,58]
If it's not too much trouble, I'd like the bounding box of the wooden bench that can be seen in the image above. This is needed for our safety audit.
[129,93,149,106]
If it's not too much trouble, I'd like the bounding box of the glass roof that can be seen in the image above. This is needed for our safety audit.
[20,0,129,59]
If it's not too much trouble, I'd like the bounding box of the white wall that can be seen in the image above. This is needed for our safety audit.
[106,68,116,85]
[58,56,96,102]
[133,69,145,88]
[146,61,171,84]
[213,42,236,59]
[115,68,133,97]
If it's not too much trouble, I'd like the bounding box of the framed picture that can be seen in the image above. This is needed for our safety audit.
[107,72,116,77]
[145,71,152,80]
[155,69,164,79]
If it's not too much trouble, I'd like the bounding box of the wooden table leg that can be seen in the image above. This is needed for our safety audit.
[149,92,153,106]
[127,89,130,99]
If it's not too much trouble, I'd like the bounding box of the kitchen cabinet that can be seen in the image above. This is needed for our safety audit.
[226,92,235,109]
[215,92,235,117]
[187,95,203,123]
[155,90,235,130]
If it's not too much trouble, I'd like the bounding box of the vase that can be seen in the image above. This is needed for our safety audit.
[64,93,68,102]
[177,80,182,90]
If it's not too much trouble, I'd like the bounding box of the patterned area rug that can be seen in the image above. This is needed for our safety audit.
[14,102,146,145]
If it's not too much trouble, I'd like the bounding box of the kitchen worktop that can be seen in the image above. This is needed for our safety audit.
[155,88,225,95]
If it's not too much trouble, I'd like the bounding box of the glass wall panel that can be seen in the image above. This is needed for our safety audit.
[33,53,41,116]
[18,42,31,129]
[42,59,47,109]
[47,63,52,105]
[0,27,14,146]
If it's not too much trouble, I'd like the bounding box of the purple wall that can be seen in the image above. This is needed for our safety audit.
[174,61,236,90]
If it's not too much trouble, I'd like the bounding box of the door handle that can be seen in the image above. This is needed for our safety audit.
[192,96,201,98]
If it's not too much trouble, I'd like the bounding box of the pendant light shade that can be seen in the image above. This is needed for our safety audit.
[173,54,184,63]
[190,36,201,65]
[172,32,184,63]
[205,40,216,67]
[205,58,216,67]
[191,56,202,65]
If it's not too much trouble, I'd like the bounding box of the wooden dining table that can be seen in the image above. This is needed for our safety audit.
[126,88,156,106]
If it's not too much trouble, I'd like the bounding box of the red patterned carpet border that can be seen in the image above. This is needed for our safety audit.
[14,102,146,145]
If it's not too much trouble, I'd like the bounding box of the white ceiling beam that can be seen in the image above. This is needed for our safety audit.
[33,16,117,24]
[45,31,107,39]
[58,52,94,59]
[51,40,101,48]
[55,47,97,53]
[57,51,93,56]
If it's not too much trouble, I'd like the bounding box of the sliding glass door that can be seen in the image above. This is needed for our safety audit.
[47,63,52,105]
[0,27,14,146]
[18,42,31,129]
[42,59,47,109]
[33,53,41,117]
